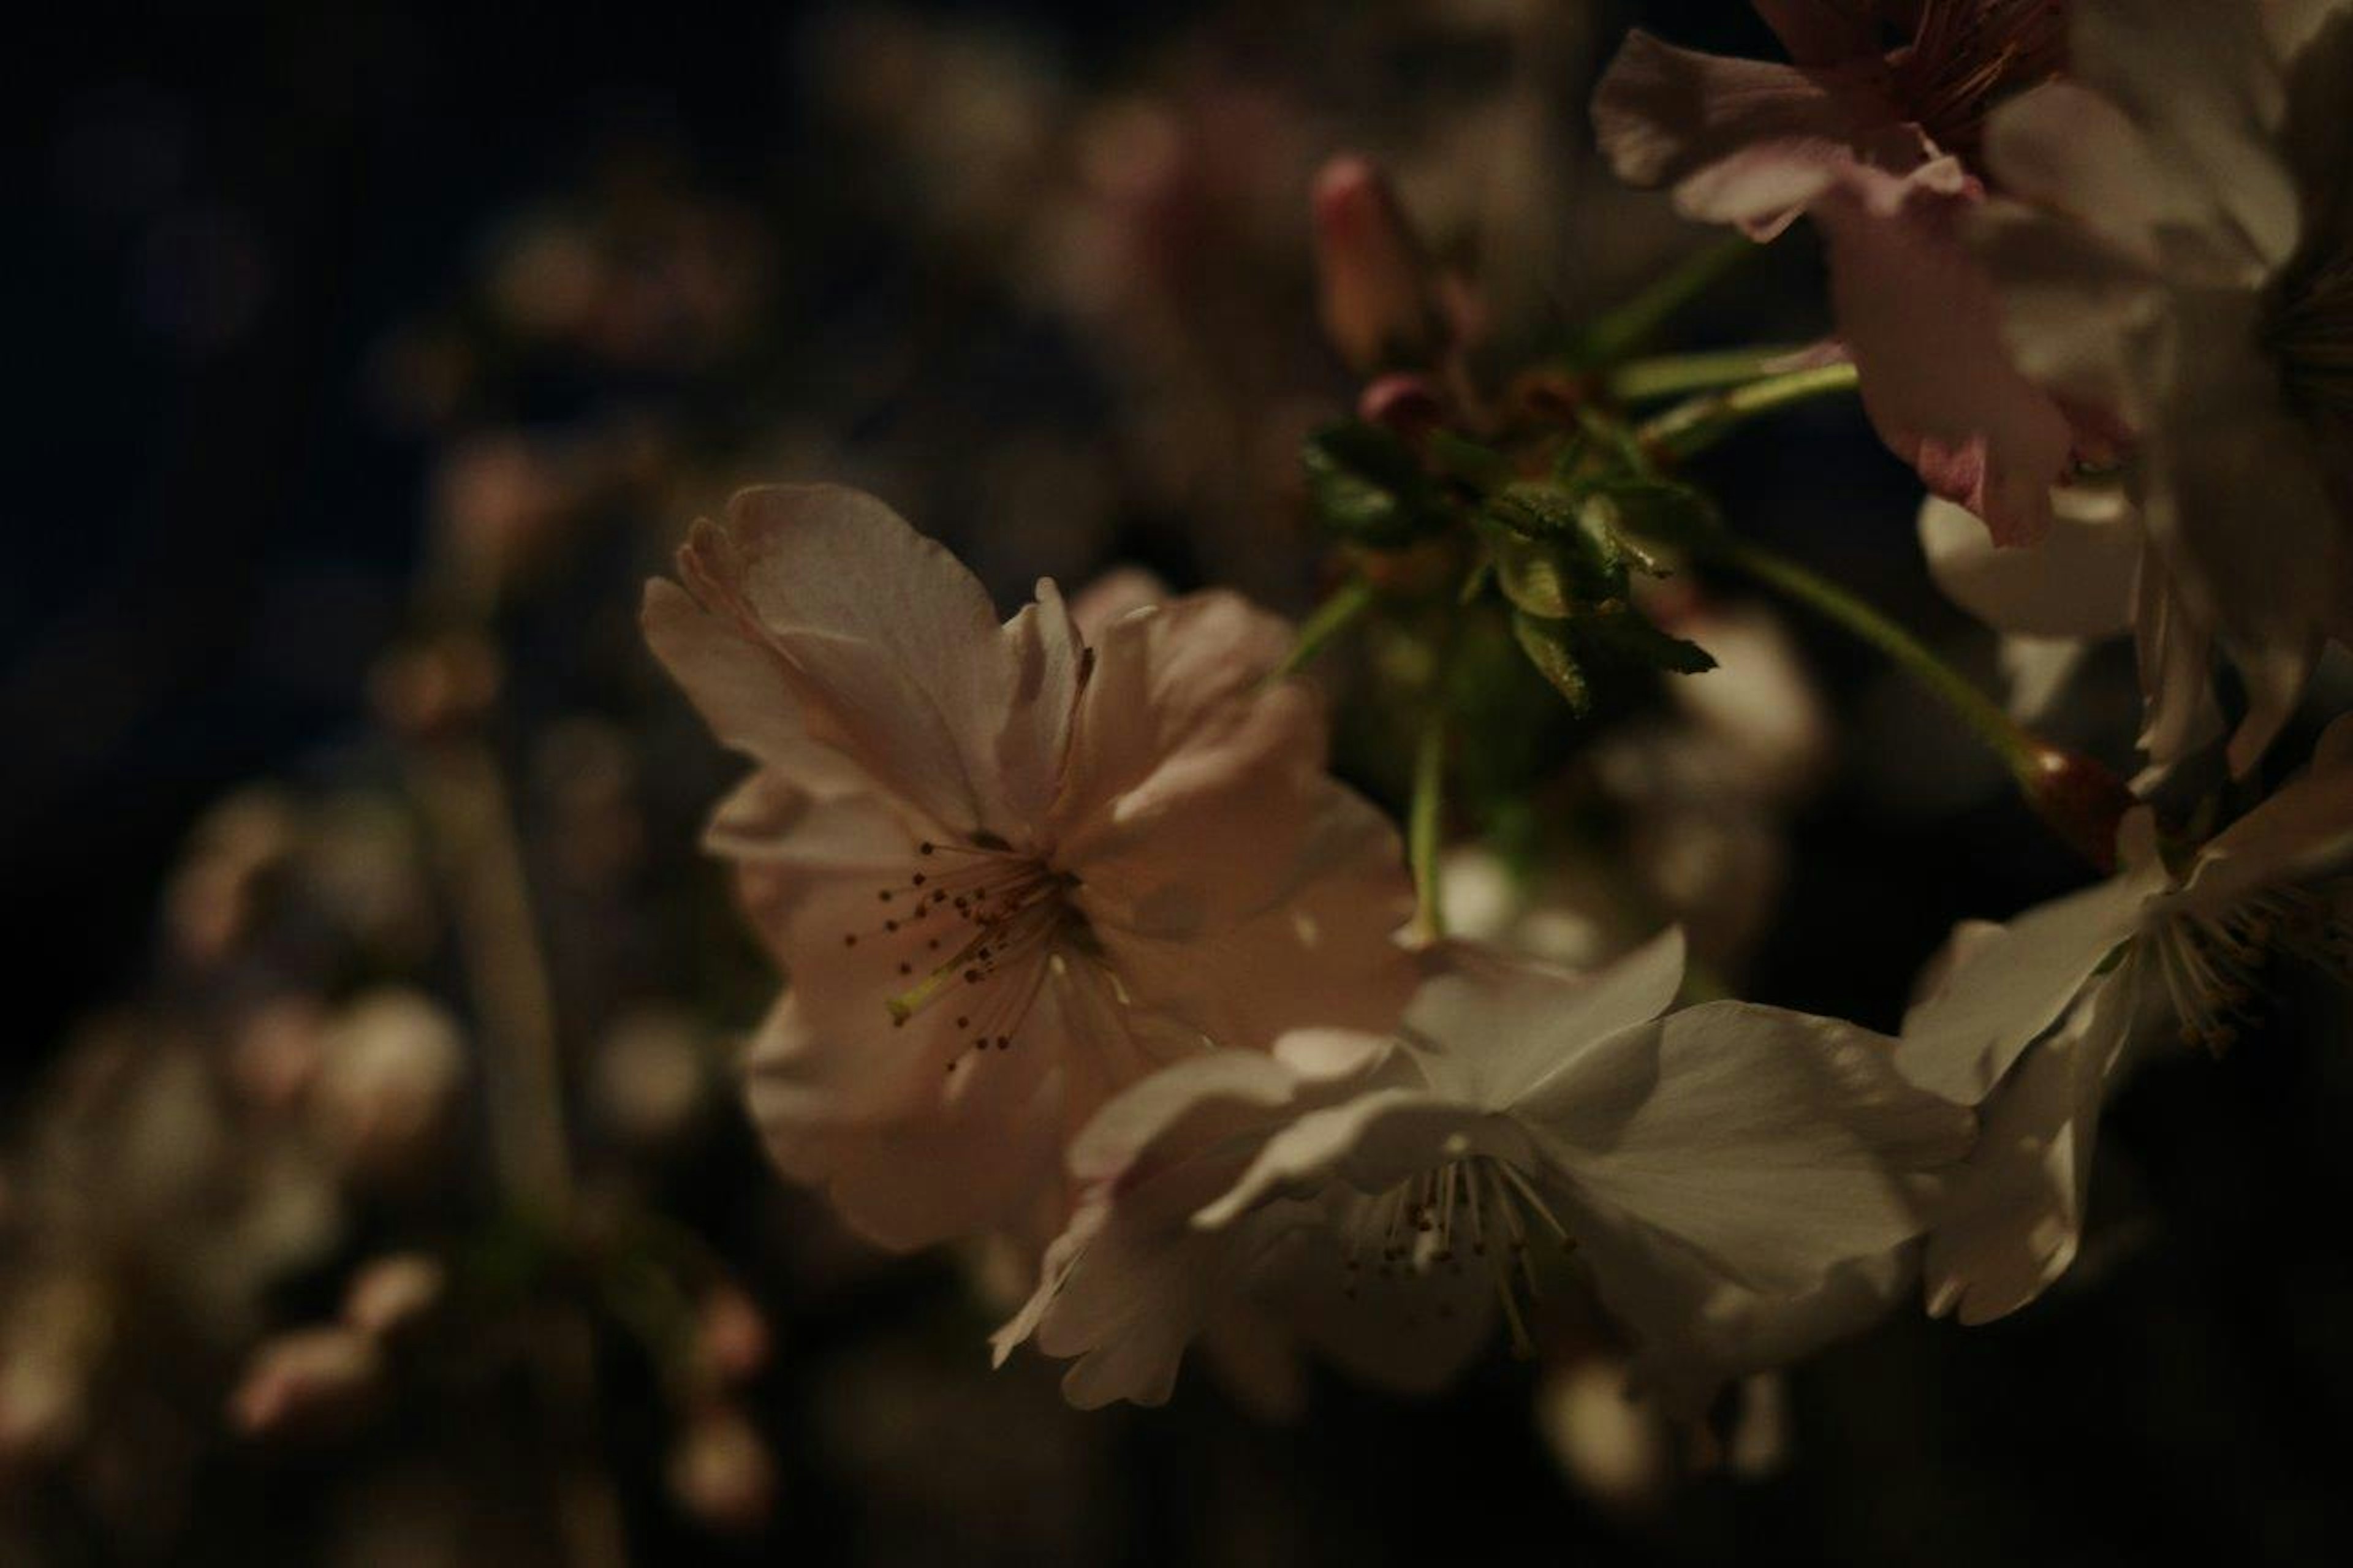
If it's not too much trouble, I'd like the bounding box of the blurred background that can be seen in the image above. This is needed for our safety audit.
[7,1,2351,1562]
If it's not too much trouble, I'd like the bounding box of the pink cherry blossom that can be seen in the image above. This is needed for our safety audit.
[1594,2,2080,545]
[644,485,1416,1249]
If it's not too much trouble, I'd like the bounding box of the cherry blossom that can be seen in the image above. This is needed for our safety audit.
[645,485,1415,1248]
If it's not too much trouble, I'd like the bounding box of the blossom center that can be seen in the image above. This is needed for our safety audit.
[1341,1151,1575,1356]
[1893,0,2067,165]
[841,838,1082,1070]
[2150,881,2352,1053]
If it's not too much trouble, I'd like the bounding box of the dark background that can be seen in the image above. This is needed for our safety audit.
[9,3,2351,1564]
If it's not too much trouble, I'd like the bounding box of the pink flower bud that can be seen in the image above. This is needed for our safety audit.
[1357,373,1446,442]
[229,1327,384,1438]
[1312,156,1441,373]
[693,1287,771,1385]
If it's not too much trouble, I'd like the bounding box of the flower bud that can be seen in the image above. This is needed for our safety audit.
[1311,156,1442,373]
[1357,373,1446,442]
[2020,744,2137,871]
[692,1286,772,1386]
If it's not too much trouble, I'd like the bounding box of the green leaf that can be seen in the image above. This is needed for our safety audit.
[1482,480,1582,540]
[1302,420,1452,546]
[1576,605,1718,676]
[1511,611,1591,713]
[1485,529,1576,619]
[1578,477,1722,553]
[1427,431,1512,491]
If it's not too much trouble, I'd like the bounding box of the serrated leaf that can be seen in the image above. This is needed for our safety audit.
[1302,420,1452,546]
[1511,611,1590,713]
[1576,607,1718,676]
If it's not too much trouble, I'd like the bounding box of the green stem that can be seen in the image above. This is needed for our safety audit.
[1409,710,1448,941]
[1276,575,1376,678]
[1605,344,1809,404]
[1638,361,1860,461]
[1713,538,2041,777]
[1577,235,1758,367]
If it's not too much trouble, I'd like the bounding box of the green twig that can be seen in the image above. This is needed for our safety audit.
[1276,575,1377,678]
[1409,711,1448,941]
[1713,538,2040,776]
[1576,235,1759,367]
[1604,345,1810,404]
[1637,361,1861,461]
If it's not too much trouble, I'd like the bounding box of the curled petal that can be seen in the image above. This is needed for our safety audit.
[1922,960,2139,1324]
[1895,831,2169,1102]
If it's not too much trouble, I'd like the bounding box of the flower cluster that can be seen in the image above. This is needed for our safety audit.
[648,490,1972,1411]
[651,0,2353,1422]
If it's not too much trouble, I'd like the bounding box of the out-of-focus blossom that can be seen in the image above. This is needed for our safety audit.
[691,1286,772,1386]
[1535,1355,1672,1514]
[229,1326,386,1439]
[163,788,300,966]
[645,485,1414,1248]
[1968,0,2353,772]
[482,180,776,369]
[228,997,328,1113]
[1001,933,1969,1411]
[0,1272,110,1463]
[341,1255,449,1339]
[1595,2,2081,544]
[1899,717,2353,1322]
[309,990,468,1182]
[588,1009,715,1148]
[665,1405,778,1534]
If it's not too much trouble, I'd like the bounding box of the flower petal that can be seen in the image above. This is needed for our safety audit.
[1403,931,1687,1111]
[702,781,915,958]
[1896,838,2169,1101]
[1918,488,2139,640]
[1086,787,1417,1053]
[1191,1088,1519,1232]
[1811,164,2076,545]
[1593,31,1900,235]
[2130,551,2223,772]
[640,579,870,795]
[673,485,1075,839]
[1529,1002,1973,1297]
[743,993,1065,1251]
[2067,0,2303,275]
[2179,718,2353,913]
[1922,957,2139,1323]
[1580,1218,1916,1416]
